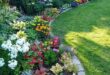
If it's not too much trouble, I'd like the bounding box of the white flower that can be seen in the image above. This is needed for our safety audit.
[9,34,17,40]
[8,45,19,59]
[18,42,30,53]
[16,38,26,45]
[8,60,17,69]
[1,40,12,50]
[9,45,18,52]
[21,44,30,53]
[24,42,30,47]
[0,58,5,67]
[9,52,18,59]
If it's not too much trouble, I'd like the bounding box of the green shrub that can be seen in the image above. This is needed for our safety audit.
[52,0,63,8]
[34,2,45,13]
[9,0,45,15]
[44,50,58,67]
[0,6,20,39]
[62,0,74,4]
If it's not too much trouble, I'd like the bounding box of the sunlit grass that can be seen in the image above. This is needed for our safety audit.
[52,0,110,75]
[64,27,110,74]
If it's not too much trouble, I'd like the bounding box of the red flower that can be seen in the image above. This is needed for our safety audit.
[38,59,44,65]
[39,42,43,48]
[51,36,60,49]
[42,15,52,22]
[28,57,37,65]
[32,43,38,51]
[37,51,43,56]
[37,51,45,59]
[24,54,30,59]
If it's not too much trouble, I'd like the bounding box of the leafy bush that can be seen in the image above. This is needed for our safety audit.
[34,2,45,13]
[9,0,45,15]
[62,0,74,4]
[0,5,20,39]
[52,0,63,8]
[26,29,37,41]
[30,16,51,41]
[44,50,58,67]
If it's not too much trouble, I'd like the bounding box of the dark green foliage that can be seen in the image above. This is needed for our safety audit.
[9,0,45,15]
[44,50,58,67]
[62,0,74,4]
[34,2,45,13]
[52,0,63,8]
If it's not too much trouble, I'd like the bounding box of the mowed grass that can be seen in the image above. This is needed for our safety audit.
[52,0,110,75]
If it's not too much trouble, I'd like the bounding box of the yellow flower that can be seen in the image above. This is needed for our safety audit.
[75,0,81,2]
[12,21,26,30]
[17,31,27,38]
[50,63,63,75]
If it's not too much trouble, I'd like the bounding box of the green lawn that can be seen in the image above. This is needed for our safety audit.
[52,0,110,75]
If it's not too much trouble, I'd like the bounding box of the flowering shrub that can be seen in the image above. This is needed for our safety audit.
[30,16,51,41]
[0,32,30,74]
[11,21,26,30]
[50,63,63,75]
[60,52,78,73]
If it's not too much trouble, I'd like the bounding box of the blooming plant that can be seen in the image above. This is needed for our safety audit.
[30,16,51,41]
[34,67,47,75]
[51,8,59,17]
[11,21,26,30]
[60,52,78,73]
[50,63,63,75]
[0,33,30,74]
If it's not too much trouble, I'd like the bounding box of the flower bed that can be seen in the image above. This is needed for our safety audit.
[0,15,78,75]
[0,1,91,74]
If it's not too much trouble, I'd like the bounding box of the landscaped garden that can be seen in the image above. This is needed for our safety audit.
[0,0,110,75]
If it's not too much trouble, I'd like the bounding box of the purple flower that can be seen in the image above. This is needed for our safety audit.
[53,48,59,52]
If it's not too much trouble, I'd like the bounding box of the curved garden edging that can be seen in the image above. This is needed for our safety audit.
[49,8,86,75]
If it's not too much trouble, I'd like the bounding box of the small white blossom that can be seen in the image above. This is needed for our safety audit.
[0,58,5,67]
[9,45,18,53]
[8,60,17,69]
[21,44,30,53]
[9,52,18,59]
[1,40,12,50]
[24,42,30,47]
[9,34,17,40]
[16,38,26,45]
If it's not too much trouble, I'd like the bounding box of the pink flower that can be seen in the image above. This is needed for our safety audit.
[34,67,46,75]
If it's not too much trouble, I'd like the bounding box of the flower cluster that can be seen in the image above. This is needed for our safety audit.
[50,63,63,75]
[35,24,50,35]
[1,33,30,69]
[11,21,26,30]
[30,16,51,41]
[17,30,27,38]
[51,8,59,15]
[61,52,77,73]
[8,60,18,69]
[24,42,45,65]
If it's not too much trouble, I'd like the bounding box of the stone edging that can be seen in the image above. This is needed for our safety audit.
[49,8,86,75]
